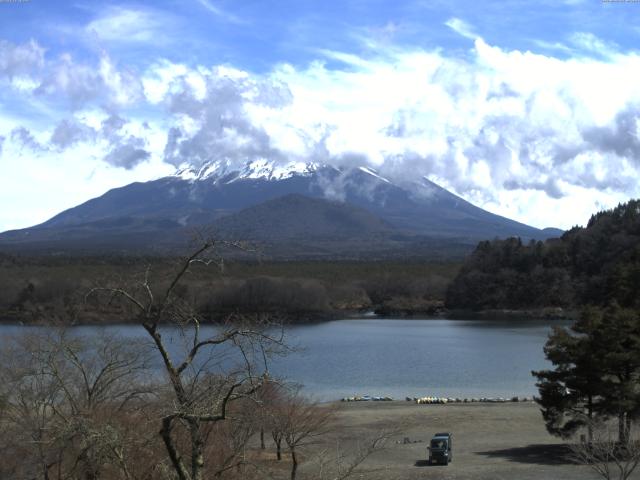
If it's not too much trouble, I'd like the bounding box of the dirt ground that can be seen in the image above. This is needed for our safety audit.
[305,400,639,480]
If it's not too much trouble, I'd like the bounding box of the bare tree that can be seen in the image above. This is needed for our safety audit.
[255,377,281,452]
[88,241,286,480]
[196,396,261,479]
[0,333,62,480]
[268,388,335,480]
[310,429,398,480]
[569,419,640,480]
[0,330,156,480]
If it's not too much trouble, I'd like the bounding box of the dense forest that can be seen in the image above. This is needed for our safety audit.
[446,199,640,311]
[0,255,458,324]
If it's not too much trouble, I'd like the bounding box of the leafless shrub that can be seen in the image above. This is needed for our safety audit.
[309,426,400,480]
[569,419,640,480]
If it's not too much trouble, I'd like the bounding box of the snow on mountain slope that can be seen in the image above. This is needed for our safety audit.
[174,159,323,183]
[0,157,564,256]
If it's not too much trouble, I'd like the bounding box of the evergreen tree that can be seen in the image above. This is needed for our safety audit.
[533,313,604,440]
[533,305,640,443]
[589,305,640,444]
[447,198,640,311]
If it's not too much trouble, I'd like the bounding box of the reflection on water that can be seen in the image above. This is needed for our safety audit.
[0,318,570,401]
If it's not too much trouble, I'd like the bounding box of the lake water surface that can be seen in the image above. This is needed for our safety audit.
[0,318,568,401]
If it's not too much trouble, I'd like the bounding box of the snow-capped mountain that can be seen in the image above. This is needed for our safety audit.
[0,160,563,258]
[174,159,325,183]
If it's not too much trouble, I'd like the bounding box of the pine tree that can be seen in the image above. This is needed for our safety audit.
[590,305,640,444]
[533,305,640,443]
[533,313,604,440]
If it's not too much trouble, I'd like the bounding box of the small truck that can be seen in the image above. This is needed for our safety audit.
[428,432,452,465]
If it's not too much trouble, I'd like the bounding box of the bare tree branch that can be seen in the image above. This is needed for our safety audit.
[569,419,640,480]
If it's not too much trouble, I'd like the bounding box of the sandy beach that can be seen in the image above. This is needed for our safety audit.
[296,400,629,480]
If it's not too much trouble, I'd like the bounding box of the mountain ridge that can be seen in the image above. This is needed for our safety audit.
[0,162,563,258]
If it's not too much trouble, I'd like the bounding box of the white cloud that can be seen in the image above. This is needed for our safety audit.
[445,17,478,40]
[128,41,640,228]
[532,39,572,54]
[35,53,102,107]
[160,67,294,170]
[0,39,44,78]
[50,118,96,148]
[86,7,170,44]
[263,40,640,227]
[3,29,640,231]
[103,137,150,169]
[569,32,619,57]
[195,0,245,24]
[0,131,173,232]
[98,55,144,106]
[11,50,144,110]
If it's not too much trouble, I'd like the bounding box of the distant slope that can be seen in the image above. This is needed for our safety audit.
[0,164,562,257]
[210,193,414,259]
[213,193,392,240]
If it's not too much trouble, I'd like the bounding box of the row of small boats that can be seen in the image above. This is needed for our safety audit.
[341,395,393,402]
[411,396,530,404]
[340,395,532,403]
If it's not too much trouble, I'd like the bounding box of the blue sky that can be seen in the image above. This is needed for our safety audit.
[1,0,640,231]
[3,1,636,71]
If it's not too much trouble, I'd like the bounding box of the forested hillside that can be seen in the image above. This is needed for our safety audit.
[446,200,640,310]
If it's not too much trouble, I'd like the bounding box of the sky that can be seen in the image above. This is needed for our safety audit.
[1,0,640,232]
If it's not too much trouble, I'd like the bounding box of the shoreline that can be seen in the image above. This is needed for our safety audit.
[0,306,578,326]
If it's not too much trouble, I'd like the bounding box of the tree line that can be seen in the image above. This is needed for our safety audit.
[0,255,457,324]
[446,199,640,311]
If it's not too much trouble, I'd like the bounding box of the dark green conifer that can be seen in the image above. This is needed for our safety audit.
[534,305,640,443]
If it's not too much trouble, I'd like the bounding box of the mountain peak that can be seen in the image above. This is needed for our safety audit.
[174,158,324,183]
[0,160,563,257]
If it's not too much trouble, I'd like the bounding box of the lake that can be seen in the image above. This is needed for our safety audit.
[0,318,568,401]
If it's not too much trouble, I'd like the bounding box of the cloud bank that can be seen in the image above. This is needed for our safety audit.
[1,21,640,231]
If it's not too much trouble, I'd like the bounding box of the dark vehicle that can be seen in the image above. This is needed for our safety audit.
[428,432,452,465]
